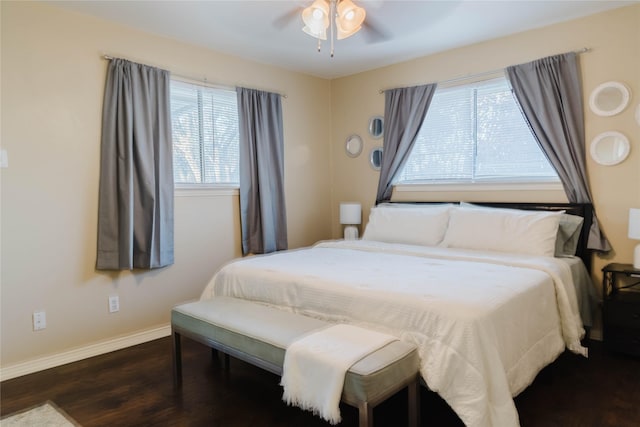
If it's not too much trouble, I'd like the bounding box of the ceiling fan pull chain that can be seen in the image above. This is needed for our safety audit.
[330,0,336,57]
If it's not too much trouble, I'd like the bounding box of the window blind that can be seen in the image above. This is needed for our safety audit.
[398,78,558,183]
[170,80,239,185]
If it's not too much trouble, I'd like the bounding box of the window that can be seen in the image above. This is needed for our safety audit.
[170,80,239,185]
[397,77,558,185]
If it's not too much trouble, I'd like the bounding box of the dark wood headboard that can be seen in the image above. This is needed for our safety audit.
[387,201,594,272]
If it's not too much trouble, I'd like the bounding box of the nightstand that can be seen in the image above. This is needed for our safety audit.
[602,263,640,357]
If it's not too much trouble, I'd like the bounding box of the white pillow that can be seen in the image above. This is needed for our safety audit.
[362,205,451,247]
[441,206,562,257]
[458,202,583,257]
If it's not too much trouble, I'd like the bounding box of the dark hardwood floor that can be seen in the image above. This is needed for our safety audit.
[1,338,639,426]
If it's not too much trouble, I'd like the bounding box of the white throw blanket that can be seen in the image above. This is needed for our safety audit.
[280,324,398,425]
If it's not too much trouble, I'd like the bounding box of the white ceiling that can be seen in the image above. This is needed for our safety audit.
[52,0,636,79]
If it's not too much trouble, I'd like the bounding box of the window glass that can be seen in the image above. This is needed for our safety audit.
[170,80,239,185]
[397,78,558,184]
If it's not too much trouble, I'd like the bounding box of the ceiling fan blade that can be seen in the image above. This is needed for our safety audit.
[361,16,390,43]
[273,7,303,29]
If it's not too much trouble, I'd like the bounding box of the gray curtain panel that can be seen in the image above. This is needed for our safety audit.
[506,52,610,252]
[237,87,287,255]
[376,84,438,204]
[96,58,174,270]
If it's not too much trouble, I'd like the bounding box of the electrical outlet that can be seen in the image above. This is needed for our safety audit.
[109,295,120,313]
[33,311,46,331]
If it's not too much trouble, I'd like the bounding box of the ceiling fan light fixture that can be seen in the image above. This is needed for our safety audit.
[301,0,366,55]
[302,0,330,37]
[303,24,328,40]
[336,24,362,40]
[336,0,365,38]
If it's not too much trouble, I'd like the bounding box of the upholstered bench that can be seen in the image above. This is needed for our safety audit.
[171,297,420,427]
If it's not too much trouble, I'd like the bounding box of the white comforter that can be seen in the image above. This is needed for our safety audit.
[201,240,587,427]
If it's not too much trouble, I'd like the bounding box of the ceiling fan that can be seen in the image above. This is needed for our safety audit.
[274,0,388,57]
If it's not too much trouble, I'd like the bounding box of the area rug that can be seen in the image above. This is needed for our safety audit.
[0,401,80,426]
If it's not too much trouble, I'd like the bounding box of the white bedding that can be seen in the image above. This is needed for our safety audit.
[201,240,587,427]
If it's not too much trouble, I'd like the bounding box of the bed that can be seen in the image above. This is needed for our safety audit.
[200,202,597,427]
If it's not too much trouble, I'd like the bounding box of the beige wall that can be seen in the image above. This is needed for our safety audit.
[330,5,640,290]
[1,2,639,372]
[0,2,332,367]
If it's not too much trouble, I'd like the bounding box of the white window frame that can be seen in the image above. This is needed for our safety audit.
[170,77,240,197]
[394,180,564,194]
[174,184,239,198]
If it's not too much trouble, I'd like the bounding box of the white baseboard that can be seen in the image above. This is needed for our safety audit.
[0,324,171,382]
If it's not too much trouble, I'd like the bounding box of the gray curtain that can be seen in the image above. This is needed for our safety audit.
[376,84,438,204]
[506,52,610,251]
[96,58,174,270]
[237,87,287,255]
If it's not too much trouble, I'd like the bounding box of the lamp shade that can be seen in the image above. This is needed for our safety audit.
[629,208,640,240]
[302,0,329,39]
[340,202,362,225]
[303,24,328,40]
[336,0,366,40]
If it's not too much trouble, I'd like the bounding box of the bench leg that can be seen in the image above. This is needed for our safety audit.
[356,376,420,427]
[358,401,373,427]
[211,347,231,370]
[172,330,182,388]
[407,377,420,427]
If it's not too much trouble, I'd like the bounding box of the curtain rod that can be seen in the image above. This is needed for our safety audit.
[378,47,591,94]
[102,54,288,99]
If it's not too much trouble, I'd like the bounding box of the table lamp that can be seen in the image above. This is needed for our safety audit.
[340,202,361,240]
[629,208,640,269]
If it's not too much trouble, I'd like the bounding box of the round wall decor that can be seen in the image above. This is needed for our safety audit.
[590,131,630,166]
[589,81,631,117]
[345,134,363,158]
